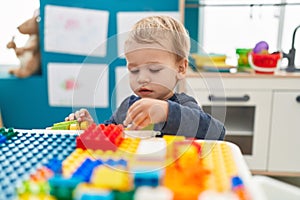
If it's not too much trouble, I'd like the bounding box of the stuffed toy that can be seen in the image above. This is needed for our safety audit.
[6,12,41,78]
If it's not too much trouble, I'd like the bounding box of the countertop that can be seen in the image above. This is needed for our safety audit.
[187,68,300,79]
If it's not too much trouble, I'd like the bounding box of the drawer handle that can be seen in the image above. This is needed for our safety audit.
[208,95,250,102]
[296,96,300,103]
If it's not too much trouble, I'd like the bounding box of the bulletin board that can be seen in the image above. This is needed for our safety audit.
[39,0,182,125]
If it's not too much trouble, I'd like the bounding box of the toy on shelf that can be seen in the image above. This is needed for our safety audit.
[6,10,41,78]
[252,41,269,54]
[248,41,282,74]
[191,53,235,73]
[236,48,252,72]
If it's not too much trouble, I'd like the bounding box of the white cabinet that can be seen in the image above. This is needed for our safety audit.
[185,73,300,174]
[187,87,272,170]
[268,91,300,172]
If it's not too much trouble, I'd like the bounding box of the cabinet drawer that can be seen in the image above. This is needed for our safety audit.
[189,90,264,106]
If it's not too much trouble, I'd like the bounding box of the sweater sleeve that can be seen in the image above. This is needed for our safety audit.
[103,95,140,125]
[103,96,131,125]
[160,97,225,140]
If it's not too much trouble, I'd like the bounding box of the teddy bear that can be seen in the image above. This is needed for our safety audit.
[6,12,41,78]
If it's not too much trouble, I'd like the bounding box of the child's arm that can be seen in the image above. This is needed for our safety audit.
[124,94,225,140]
[161,95,225,140]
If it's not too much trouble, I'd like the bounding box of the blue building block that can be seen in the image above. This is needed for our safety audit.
[78,191,114,200]
[72,158,103,182]
[0,134,6,144]
[105,158,127,167]
[133,170,162,188]
[45,158,63,174]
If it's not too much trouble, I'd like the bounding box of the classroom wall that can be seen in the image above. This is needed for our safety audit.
[0,0,185,129]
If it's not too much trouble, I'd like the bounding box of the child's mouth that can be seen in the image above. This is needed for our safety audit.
[138,88,153,95]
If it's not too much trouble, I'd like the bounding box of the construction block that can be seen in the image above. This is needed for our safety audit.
[0,134,6,144]
[91,165,132,191]
[173,140,202,168]
[48,175,81,200]
[70,123,81,130]
[163,142,210,200]
[17,180,50,196]
[62,149,92,178]
[135,139,167,161]
[29,166,54,182]
[72,158,103,182]
[45,158,63,175]
[108,158,127,167]
[80,121,89,130]
[76,123,124,151]
[74,183,114,200]
[0,127,18,140]
[163,135,186,165]
[133,170,162,188]
[231,176,251,200]
[113,189,135,200]
[118,138,141,155]
[134,186,173,200]
[50,120,79,130]
[130,139,166,171]
[17,193,55,200]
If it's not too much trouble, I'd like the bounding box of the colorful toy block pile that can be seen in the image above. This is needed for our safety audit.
[0,128,76,199]
[0,124,252,200]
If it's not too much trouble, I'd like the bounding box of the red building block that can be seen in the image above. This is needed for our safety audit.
[76,123,124,151]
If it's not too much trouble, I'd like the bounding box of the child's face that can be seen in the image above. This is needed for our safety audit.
[126,48,184,100]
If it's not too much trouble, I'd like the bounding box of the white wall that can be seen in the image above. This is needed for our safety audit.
[0,0,39,65]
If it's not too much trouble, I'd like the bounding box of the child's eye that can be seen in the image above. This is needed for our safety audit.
[129,69,139,74]
[149,68,162,73]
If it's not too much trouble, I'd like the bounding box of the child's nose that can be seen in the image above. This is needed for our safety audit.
[137,73,150,84]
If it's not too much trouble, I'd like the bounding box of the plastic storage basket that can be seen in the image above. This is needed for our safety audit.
[249,52,281,74]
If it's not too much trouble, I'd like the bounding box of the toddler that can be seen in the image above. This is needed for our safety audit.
[65,15,225,140]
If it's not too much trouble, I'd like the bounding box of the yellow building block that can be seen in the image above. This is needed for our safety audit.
[91,166,132,191]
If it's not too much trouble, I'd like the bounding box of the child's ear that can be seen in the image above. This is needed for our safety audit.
[176,59,188,80]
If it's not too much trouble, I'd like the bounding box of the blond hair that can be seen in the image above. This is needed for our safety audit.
[124,15,190,61]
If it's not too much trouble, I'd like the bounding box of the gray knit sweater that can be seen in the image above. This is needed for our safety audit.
[104,93,225,140]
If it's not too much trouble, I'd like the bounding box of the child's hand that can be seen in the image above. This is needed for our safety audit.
[65,108,94,125]
[123,98,168,130]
